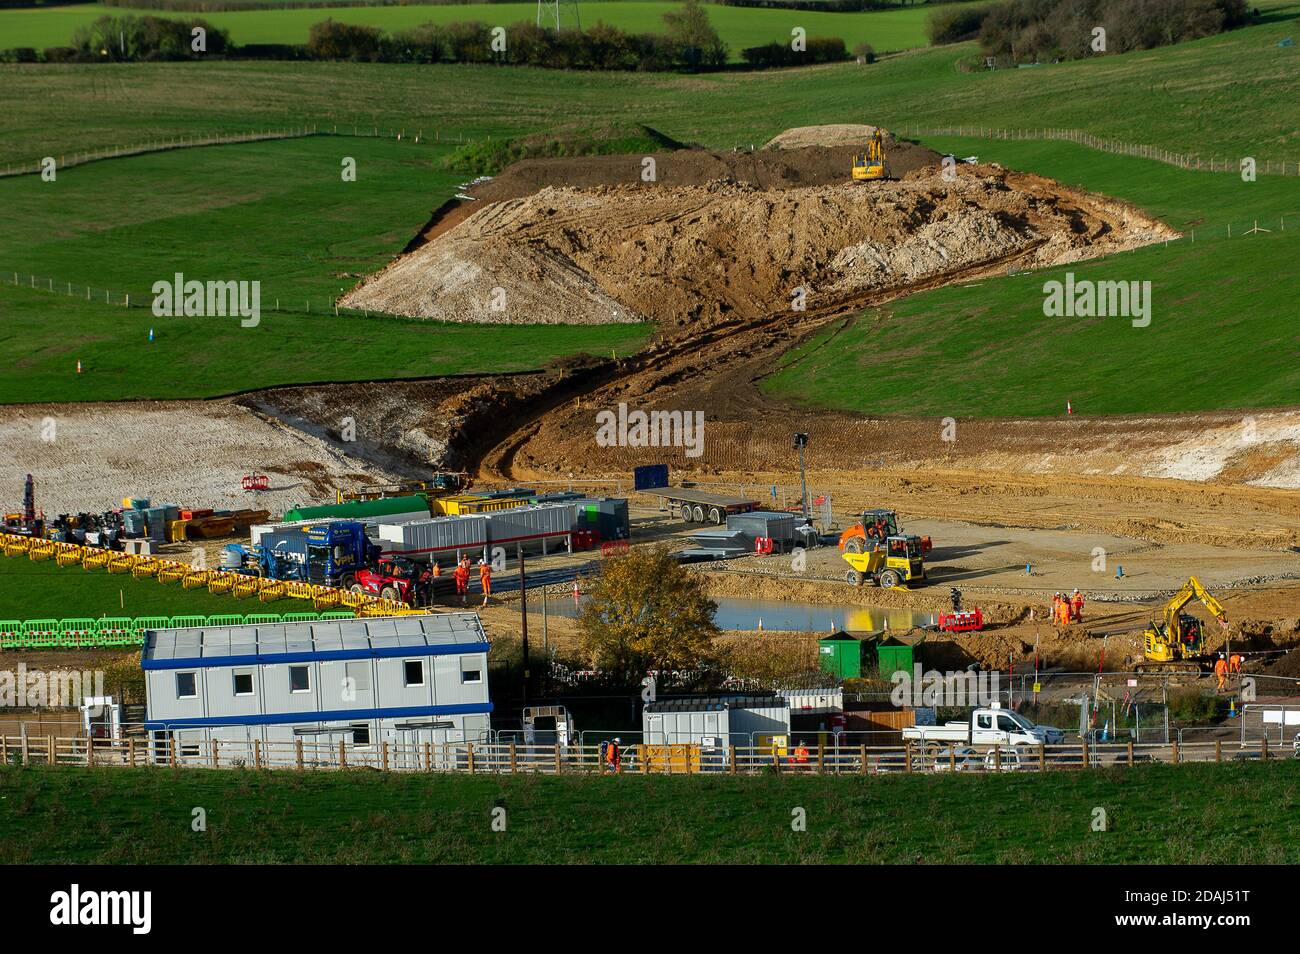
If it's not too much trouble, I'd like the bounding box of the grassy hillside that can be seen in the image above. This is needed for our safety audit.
[0,1,965,56]
[763,136,1300,416]
[0,133,650,403]
[3,760,1299,863]
[2,10,1298,164]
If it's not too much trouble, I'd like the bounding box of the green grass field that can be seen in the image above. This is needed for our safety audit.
[0,557,262,619]
[763,136,1300,417]
[0,133,650,403]
[3,760,1298,863]
[0,0,967,56]
[3,10,1298,165]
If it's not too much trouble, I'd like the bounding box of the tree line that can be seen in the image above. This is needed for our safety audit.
[928,0,1253,62]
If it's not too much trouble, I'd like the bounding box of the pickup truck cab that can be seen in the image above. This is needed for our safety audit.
[903,704,1065,749]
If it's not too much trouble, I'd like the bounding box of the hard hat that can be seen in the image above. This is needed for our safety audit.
[613,737,621,743]
[1073,588,1080,593]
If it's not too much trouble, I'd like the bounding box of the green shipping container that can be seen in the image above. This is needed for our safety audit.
[283,495,430,522]
[818,631,862,679]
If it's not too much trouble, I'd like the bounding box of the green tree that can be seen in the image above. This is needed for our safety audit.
[577,546,720,683]
[662,0,728,68]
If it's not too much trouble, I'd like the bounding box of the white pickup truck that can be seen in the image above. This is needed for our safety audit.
[902,704,1065,749]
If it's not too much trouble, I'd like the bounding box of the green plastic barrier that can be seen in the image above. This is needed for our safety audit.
[206,614,245,628]
[169,615,206,630]
[23,618,60,648]
[134,616,170,634]
[0,620,23,649]
[320,611,355,620]
[282,613,320,623]
[95,618,137,647]
[57,618,98,648]
[244,613,282,626]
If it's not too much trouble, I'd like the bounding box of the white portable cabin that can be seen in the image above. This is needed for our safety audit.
[141,614,492,767]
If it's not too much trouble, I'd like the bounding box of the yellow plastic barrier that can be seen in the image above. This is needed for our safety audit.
[258,580,287,603]
[207,574,235,595]
[29,541,55,562]
[132,559,161,579]
[182,570,210,589]
[56,549,84,567]
[107,554,138,574]
[232,578,261,600]
[83,550,111,570]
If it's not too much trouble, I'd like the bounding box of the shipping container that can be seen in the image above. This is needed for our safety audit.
[727,510,796,548]
[483,503,574,552]
[435,495,525,516]
[634,464,669,490]
[377,515,489,562]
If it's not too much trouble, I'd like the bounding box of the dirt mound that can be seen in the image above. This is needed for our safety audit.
[345,164,1174,327]
[764,124,883,149]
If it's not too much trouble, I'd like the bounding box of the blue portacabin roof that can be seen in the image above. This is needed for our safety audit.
[141,613,489,671]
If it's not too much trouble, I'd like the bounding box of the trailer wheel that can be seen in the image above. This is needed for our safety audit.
[692,505,705,522]
[879,569,901,589]
[680,504,694,522]
[845,570,864,586]
[349,584,364,595]
[381,585,398,601]
[340,573,356,590]
[844,536,865,554]
[708,507,722,524]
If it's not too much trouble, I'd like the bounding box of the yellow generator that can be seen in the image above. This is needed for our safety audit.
[842,535,925,589]
[851,130,888,181]
[1141,576,1228,672]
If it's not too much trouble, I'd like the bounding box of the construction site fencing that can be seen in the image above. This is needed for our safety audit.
[0,610,362,650]
[0,532,418,622]
[2,735,1293,775]
[911,124,1300,177]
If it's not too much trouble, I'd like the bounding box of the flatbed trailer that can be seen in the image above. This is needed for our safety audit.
[642,487,760,525]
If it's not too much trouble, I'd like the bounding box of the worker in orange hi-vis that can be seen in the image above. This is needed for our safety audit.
[1214,654,1228,691]
[1051,592,1062,620]
[1229,653,1243,675]
[453,559,470,607]
[1070,588,1085,622]
[478,559,492,607]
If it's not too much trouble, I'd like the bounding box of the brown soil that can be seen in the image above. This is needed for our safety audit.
[345,160,1173,328]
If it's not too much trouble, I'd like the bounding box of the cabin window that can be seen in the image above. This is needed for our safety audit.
[233,671,255,697]
[351,724,371,745]
[175,672,197,699]
[289,666,311,693]
[998,715,1019,732]
[976,713,992,729]
[403,660,425,687]
[461,665,482,685]
[345,661,371,694]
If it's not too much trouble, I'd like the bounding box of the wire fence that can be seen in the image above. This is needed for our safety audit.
[913,125,1300,177]
[0,123,478,179]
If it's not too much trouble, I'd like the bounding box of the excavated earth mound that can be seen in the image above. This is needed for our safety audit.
[344,163,1176,326]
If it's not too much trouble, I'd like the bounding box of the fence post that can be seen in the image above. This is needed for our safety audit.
[295,738,304,771]
[554,745,562,775]
[86,736,94,767]
[729,744,736,774]
[48,735,55,765]
[1039,743,1046,772]
[338,740,347,769]
[816,744,824,775]
[1215,740,1222,763]
[381,741,389,771]
[254,739,262,770]
[1261,737,1269,760]
[951,746,958,772]
[905,742,912,774]
[1171,738,1179,764]
[20,732,28,765]
[508,741,516,774]
[211,738,219,768]
[994,746,1002,772]
[168,735,176,767]
[859,744,867,775]
[1127,740,1134,767]
[1080,740,1088,769]
[467,743,475,775]
[639,743,647,774]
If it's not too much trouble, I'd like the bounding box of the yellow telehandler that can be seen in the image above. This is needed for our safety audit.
[842,535,925,589]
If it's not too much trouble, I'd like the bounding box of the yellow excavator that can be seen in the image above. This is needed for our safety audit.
[1140,576,1229,673]
[851,130,888,182]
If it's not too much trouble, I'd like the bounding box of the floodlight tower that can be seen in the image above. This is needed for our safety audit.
[537,0,581,30]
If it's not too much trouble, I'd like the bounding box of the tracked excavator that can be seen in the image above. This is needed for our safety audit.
[851,130,888,182]
[1139,576,1229,673]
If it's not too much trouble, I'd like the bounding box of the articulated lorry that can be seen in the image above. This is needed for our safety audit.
[902,704,1065,749]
